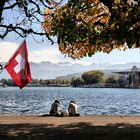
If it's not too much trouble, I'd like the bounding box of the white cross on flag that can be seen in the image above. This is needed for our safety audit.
[5,40,32,89]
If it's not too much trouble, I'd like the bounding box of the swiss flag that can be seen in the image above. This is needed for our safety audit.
[5,40,32,89]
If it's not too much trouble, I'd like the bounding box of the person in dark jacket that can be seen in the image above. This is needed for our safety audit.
[50,100,61,116]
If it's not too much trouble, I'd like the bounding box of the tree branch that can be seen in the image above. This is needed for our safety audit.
[0,24,54,44]
[30,0,44,16]
[0,0,6,22]
[129,20,140,31]
[3,2,19,10]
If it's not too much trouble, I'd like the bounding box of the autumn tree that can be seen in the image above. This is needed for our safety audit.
[1,0,140,59]
[43,0,140,58]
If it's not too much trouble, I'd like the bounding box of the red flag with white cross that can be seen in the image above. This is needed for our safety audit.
[5,40,32,89]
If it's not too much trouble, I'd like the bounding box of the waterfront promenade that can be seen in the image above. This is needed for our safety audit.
[0,115,140,139]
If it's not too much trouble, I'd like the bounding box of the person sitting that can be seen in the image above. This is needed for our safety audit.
[68,100,80,116]
[50,100,61,116]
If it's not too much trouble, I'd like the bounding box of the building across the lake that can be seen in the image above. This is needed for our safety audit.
[114,66,140,88]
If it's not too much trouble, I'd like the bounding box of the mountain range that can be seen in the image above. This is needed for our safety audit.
[0,61,139,79]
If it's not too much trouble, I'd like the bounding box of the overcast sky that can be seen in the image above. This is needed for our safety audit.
[0,32,140,66]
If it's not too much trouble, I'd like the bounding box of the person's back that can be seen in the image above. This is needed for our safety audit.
[68,100,80,116]
[50,100,61,116]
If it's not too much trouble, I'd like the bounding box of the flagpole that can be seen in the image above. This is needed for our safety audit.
[3,39,26,69]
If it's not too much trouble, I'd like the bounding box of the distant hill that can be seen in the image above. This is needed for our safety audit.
[55,69,118,80]
[0,61,139,79]
[56,73,83,80]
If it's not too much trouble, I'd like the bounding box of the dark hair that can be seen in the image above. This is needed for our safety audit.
[70,100,76,104]
[55,100,59,104]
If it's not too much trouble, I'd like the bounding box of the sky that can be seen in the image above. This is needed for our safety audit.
[1,33,140,66]
[1,1,140,66]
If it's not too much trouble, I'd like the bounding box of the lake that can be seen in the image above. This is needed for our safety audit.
[0,87,140,116]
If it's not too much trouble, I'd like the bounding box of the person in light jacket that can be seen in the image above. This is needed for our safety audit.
[68,100,80,116]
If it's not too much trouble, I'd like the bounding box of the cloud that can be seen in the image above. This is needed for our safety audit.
[0,41,89,65]
[0,42,18,62]
[29,46,77,63]
[29,46,63,63]
[3,41,138,66]
[29,46,94,65]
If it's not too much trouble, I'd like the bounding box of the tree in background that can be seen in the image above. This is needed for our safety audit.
[71,77,84,87]
[117,75,127,87]
[43,0,140,58]
[0,78,16,86]
[105,74,119,84]
[82,70,104,85]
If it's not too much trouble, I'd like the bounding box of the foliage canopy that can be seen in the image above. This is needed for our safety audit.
[43,0,140,59]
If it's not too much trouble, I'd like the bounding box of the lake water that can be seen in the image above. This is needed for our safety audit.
[0,87,140,116]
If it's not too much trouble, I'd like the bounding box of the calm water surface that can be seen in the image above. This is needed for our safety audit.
[0,87,140,116]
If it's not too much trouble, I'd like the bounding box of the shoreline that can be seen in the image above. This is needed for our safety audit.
[1,115,140,139]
